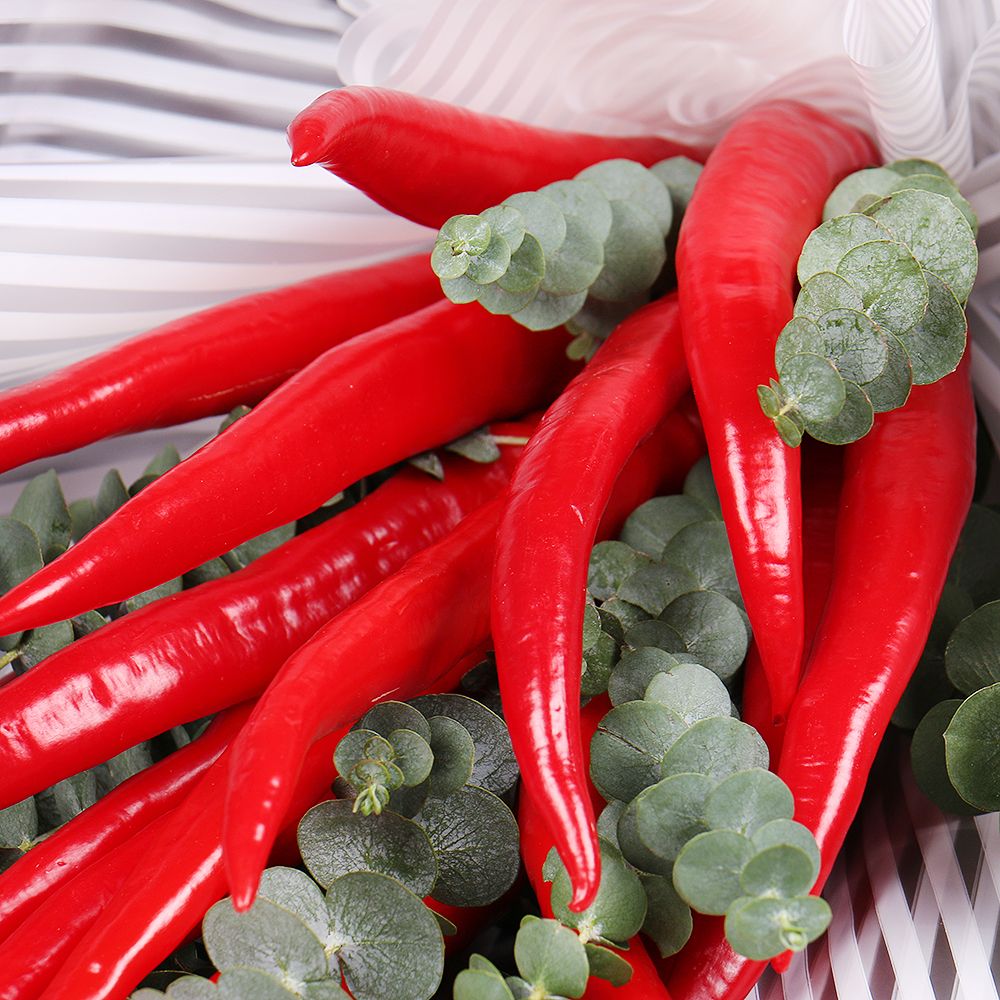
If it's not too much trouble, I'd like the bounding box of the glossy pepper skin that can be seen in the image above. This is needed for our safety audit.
[0,301,573,635]
[492,294,690,910]
[287,87,707,230]
[0,444,524,809]
[0,705,249,942]
[676,101,877,728]
[667,360,976,1000]
[519,695,675,1000]
[0,253,440,475]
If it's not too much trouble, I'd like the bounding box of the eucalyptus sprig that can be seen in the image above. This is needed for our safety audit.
[759,158,979,447]
[431,157,702,355]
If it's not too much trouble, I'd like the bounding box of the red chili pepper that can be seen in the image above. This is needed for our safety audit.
[0,813,166,1000]
[0,301,573,636]
[287,86,707,230]
[492,294,691,910]
[0,443,524,809]
[0,254,440,476]
[0,705,249,942]
[519,695,675,999]
[676,101,877,729]
[666,359,976,1000]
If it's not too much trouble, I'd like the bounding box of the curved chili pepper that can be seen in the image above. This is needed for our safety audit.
[0,813,166,1000]
[0,254,440,476]
[667,359,976,1000]
[0,442,525,809]
[222,403,704,910]
[491,294,692,910]
[0,705,249,942]
[676,101,876,728]
[287,87,706,231]
[0,301,572,636]
[519,695,675,999]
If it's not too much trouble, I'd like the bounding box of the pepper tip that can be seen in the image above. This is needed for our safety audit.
[287,120,326,167]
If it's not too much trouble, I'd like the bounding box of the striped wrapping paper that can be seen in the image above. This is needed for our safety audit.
[1,2,999,998]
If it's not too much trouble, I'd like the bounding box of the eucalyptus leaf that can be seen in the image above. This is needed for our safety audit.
[359,702,432,743]
[626,771,717,868]
[622,619,687,655]
[121,577,183,614]
[415,787,520,907]
[16,618,74,670]
[618,563,701,616]
[589,200,666,302]
[446,429,502,464]
[725,895,831,959]
[658,591,749,680]
[608,647,687,706]
[514,917,589,998]
[672,829,754,914]
[650,156,703,217]
[388,729,434,787]
[621,495,716,559]
[226,523,296,571]
[511,288,587,331]
[584,942,633,986]
[682,457,721,513]
[203,896,328,985]
[911,700,981,816]
[453,969,516,1000]
[539,213,604,296]
[325,872,443,1000]
[441,274,481,305]
[943,684,1000,812]
[502,191,567,256]
[660,716,769,781]
[804,379,873,446]
[12,469,70,561]
[477,278,536,316]
[497,234,545,296]
[740,844,817,897]
[702,769,793,836]
[777,310,889,386]
[836,239,929,336]
[0,796,37,849]
[35,770,98,827]
[466,235,512,285]
[258,866,332,944]
[793,272,864,321]
[538,178,613,243]
[889,158,952,179]
[548,841,647,945]
[890,173,978,232]
[899,270,967,385]
[866,188,978,302]
[481,205,526,253]
[644,663,733,726]
[590,701,688,802]
[427,715,475,796]
[296,800,437,896]
[944,601,1000,694]
[750,819,821,879]
[597,799,627,852]
[582,629,619,697]
[641,873,693,957]
[860,330,912,413]
[948,506,1000,606]
[599,598,651,639]
[409,694,518,795]
[69,497,98,541]
[797,213,889,284]
[565,294,648,343]
[98,741,154,793]
[661,521,740,603]
[0,516,43,649]
[822,168,904,221]
[576,159,674,235]
[95,468,130,521]
[587,541,651,600]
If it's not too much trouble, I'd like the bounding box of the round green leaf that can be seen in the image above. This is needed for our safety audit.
[725,895,831,959]
[836,239,929,336]
[822,168,904,221]
[622,618,685,653]
[597,799,627,853]
[410,694,518,795]
[441,274,481,305]
[599,597,651,639]
[860,330,912,414]
[672,829,754,914]
[326,872,443,1000]
[511,288,587,331]
[539,178,613,243]
[334,730,392,776]
[549,841,647,945]
[0,517,44,650]
[431,239,471,280]
[778,353,845,423]
[576,159,674,235]
[911,700,981,816]
[297,800,437,896]
[588,540,651,600]
[658,591,749,680]
[590,701,688,802]
[890,174,978,233]
[582,628,619,697]
[497,233,545,296]
[565,293,648,343]
[481,205,526,253]
[466,235,512,285]
[426,716,475,796]
[514,917,589,998]
[949,507,1000,607]
[387,729,434,787]
[539,214,605,296]
[584,942,633,986]
[650,156,702,218]
[454,969,516,1000]
[740,844,817,897]
[476,278,536,317]
[608,646,687,706]
[203,896,328,985]
[589,200,666,302]
[258,866,331,944]
[683,457,721,513]
[12,469,71,562]
[750,819,821,881]
[804,379,874,445]
[945,601,1000,694]
[889,158,951,179]
[797,213,890,284]
[502,191,567,256]
[944,685,1000,811]
[357,702,431,743]
[807,309,890,385]
[641,873,694,958]
[415,786,520,906]
[660,716,769,781]
[618,562,701,616]
[866,188,978,302]
[703,769,794,836]
[440,215,492,255]
[793,272,864,321]
[899,270,967,385]
[621,495,717,559]
[774,411,805,448]
[0,796,38,849]
[627,771,717,867]
[643,663,732,725]
[661,521,740,605]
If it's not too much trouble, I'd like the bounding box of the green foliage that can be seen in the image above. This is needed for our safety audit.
[432,156,703,343]
[760,158,977,447]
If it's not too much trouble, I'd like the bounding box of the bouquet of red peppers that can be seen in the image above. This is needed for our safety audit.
[0,85,984,1000]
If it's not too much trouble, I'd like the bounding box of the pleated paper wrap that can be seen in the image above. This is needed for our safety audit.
[0,2,999,997]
